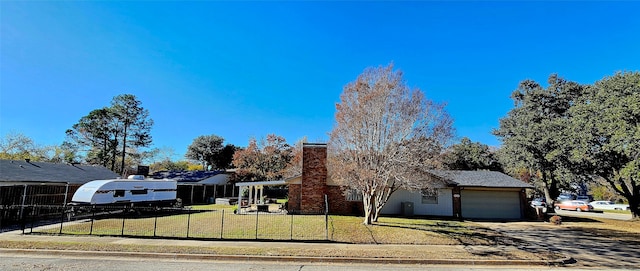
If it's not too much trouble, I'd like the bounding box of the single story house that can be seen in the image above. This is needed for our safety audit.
[0,159,119,206]
[380,170,533,220]
[287,143,533,220]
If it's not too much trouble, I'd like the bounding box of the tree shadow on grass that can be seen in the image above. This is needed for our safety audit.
[374,220,526,246]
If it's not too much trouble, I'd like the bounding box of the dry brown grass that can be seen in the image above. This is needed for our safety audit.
[6,205,635,261]
[559,216,640,242]
[0,239,544,260]
[330,216,473,245]
[0,210,582,261]
[569,217,640,233]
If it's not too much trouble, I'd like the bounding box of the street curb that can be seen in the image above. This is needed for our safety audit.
[0,248,573,266]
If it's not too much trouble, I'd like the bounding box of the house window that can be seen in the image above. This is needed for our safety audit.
[421,190,438,204]
[346,189,363,202]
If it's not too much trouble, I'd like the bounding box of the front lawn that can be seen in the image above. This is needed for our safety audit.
[30,204,501,244]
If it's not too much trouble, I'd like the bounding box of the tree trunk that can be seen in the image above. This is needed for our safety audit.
[629,198,639,219]
[603,175,639,219]
[548,171,560,200]
[102,138,108,168]
[373,205,383,222]
[110,142,117,172]
[632,179,639,219]
[542,170,553,204]
[362,193,374,225]
[543,187,552,205]
[363,208,373,225]
[120,124,128,174]
[372,185,394,222]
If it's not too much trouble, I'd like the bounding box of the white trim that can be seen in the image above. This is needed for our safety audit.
[235,180,287,187]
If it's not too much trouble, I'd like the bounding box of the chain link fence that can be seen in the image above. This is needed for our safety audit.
[2,205,329,241]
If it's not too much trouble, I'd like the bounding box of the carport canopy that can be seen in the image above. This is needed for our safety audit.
[235,180,287,210]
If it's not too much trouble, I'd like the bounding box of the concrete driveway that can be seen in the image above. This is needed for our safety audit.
[477,222,640,269]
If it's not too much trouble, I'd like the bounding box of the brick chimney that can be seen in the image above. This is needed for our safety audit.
[300,143,328,214]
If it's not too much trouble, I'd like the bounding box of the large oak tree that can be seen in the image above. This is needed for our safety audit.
[495,72,639,218]
[569,72,640,218]
[493,75,583,203]
[443,137,502,171]
[328,64,454,225]
[185,134,235,170]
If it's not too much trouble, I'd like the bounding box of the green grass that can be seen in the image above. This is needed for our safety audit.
[601,209,632,214]
[35,205,499,244]
[40,206,327,240]
[328,216,480,244]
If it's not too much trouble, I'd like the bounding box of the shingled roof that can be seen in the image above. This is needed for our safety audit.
[149,170,227,183]
[427,170,533,188]
[0,159,119,185]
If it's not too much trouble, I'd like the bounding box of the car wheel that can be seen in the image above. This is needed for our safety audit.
[555,206,560,210]
[576,208,582,212]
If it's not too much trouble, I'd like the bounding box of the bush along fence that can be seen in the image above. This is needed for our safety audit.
[2,205,329,241]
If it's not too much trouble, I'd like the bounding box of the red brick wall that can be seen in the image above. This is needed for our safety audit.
[287,184,301,212]
[288,143,363,215]
[300,144,328,214]
[327,185,363,215]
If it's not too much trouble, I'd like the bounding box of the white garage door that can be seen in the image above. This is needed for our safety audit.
[461,190,521,219]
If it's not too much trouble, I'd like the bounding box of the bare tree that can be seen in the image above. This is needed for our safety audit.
[282,137,307,179]
[328,64,454,225]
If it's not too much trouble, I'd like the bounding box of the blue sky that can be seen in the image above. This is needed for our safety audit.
[2,1,639,160]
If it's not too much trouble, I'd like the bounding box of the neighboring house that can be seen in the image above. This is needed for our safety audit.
[287,144,533,220]
[149,170,237,204]
[0,159,119,206]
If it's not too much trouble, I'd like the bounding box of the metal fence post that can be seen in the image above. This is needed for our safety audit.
[121,207,126,236]
[255,211,259,239]
[325,212,329,240]
[59,206,65,234]
[186,208,191,238]
[220,209,224,239]
[89,207,95,235]
[153,212,158,237]
[324,194,329,240]
[20,206,25,234]
[29,206,34,234]
[290,213,294,240]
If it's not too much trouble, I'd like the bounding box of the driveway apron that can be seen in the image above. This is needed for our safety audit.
[478,222,640,269]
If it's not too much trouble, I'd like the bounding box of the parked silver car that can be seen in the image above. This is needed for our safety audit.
[590,201,629,211]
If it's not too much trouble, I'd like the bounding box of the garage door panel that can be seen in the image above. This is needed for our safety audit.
[461,190,521,219]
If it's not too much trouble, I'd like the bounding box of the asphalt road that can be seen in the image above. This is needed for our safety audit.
[0,254,608,271]
[554,209,632,220]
